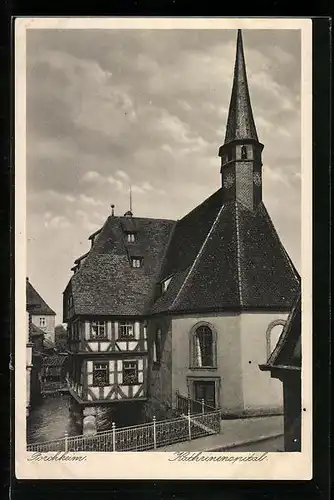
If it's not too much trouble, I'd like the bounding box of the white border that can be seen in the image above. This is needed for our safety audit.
[15,17,312,480]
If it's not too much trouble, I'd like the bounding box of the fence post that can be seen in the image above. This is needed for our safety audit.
[64,431,68,452]
[112,422,116,452]
[187,408,192,441]
[201,399,205,415]
[187,397,191,415]
[153,416,157,450]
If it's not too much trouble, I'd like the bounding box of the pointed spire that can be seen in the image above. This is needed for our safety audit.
[224,30,258,144]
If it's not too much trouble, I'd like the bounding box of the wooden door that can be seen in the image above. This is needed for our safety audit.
[194,380,216,408]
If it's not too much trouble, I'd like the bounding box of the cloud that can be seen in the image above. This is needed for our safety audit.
[45,215,71,229]
[79,193,103,206]
[26,28,301,322]
[82,170,101,182]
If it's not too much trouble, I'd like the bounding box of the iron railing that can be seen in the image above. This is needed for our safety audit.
[175,391,217,415]
[27,409,221,452]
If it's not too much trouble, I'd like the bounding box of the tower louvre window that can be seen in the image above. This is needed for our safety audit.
[131,258,142,268]
[241,145,248,159]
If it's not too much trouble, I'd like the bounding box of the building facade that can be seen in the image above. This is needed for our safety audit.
[26,278,56,414]
[64,30,300,430]
[26,278,56,344]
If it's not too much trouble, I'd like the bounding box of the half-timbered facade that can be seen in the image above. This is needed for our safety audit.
[63,215,174,430]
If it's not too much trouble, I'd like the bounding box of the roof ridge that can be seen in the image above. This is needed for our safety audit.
[261,204,300,283]
[171,203,226,310]
[156,220,178,282]
[235,202,244,306]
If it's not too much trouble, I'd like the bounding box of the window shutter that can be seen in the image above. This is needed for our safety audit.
[85,321,90,340]
[107,321,112,339]
[134,322,140,339]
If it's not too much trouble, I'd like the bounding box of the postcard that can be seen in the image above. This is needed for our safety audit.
[15,16,312,480]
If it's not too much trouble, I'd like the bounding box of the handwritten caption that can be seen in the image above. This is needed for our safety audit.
[168,451,269,463]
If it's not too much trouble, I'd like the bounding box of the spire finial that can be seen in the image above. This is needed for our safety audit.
[129,184,132,213]
[110,204,115,216]
[224,28,258,144]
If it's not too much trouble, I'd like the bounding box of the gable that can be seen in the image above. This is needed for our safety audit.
[26,280,56,316]
[69,216,175,316]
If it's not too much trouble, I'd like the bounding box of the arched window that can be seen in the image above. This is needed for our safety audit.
[241,145,248,159]
[266,320,287,360]
[190,323,217,369]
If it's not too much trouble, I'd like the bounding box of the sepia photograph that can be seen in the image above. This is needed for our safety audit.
[15,17,312,480]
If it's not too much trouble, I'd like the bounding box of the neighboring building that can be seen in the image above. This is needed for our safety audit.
[41,354,68,387]
[63,30,300,431]
[26,311,33,416]
[26,277,57,411]
[54,324,68,352]
[259,293,302,451]
[26,277,56,344]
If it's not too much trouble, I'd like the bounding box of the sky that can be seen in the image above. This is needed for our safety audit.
[26,28,301,324]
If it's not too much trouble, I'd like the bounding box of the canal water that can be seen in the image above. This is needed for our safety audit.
[27,394,78,444]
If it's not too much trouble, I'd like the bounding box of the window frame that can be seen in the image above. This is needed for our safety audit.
[241,145,248,159]
[39,317,46,327]
[265,319,287,360]
[189,322,217,370]
[118,321,135,339]
[122,360,139,385]
[92,362,109,387]
[131,257,142,268]
[126,233,136,243]
[89,321,108,340]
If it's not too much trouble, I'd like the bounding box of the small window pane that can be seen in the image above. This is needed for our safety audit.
[90,321,107,339]
[119,321,134,338]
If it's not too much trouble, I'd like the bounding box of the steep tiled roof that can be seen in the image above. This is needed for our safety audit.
[26,279,56,315]
[30,323,45,337]
[260,293,301,371]
[44,338,56,349]
[69,216,175,316]
[42,355,67,367]
[151,194,300,315]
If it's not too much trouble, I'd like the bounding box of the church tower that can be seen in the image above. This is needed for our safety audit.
[219,29,264,210]
[147,29,301,419]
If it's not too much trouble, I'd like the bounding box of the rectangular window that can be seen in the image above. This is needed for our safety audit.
[119,321,134,339]
[131,258,142,268]
[127,233,135,243]
[90,321,107,339]
[123,361,138,385]
[93,362,109,386]
[39,317,46,327]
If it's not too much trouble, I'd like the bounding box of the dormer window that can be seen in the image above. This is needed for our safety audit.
[132,258,142,268]
[162,276,172,293]
[127,233,135,243]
